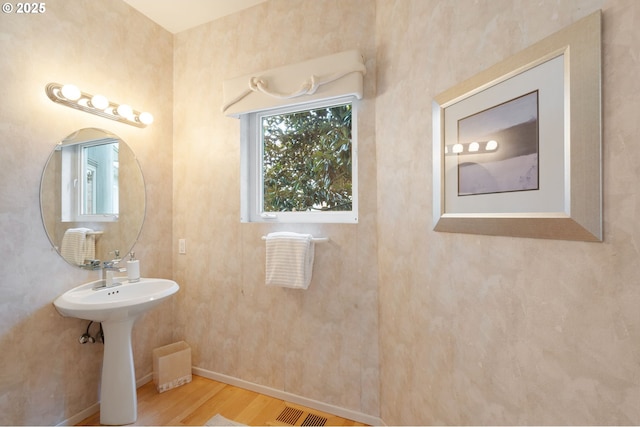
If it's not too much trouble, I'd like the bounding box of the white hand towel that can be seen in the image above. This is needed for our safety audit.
[85,234,95,260]
[60,228,94,266]
[265,232,315,289]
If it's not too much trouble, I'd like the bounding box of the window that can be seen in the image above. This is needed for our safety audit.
[241,96,358,223]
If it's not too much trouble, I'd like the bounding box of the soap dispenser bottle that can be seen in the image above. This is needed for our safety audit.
[127,252,140,283]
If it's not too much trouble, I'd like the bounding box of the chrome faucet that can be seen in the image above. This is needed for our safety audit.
[102,258,127,288]
[104,269,127,288]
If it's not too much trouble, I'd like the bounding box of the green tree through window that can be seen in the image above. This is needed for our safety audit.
[261,103,352,212]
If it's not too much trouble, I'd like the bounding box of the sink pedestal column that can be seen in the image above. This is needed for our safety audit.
[100,318,137,425]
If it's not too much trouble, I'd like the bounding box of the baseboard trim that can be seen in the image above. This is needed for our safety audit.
[192,366,384,426]
[55,402,100,427]
[55,372,154,426]
[137,371,153,388]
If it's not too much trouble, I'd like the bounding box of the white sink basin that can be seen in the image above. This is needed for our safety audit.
[54,277,179,322]
[53,277,179,425]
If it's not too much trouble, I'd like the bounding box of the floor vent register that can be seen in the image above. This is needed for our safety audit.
[274,406,328,426]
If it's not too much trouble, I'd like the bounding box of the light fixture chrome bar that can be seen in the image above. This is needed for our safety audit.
[45,83,153,128]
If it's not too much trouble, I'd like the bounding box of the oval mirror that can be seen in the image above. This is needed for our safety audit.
[40,128,145,268]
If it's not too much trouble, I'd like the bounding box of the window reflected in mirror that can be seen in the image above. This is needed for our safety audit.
[81,142,119,216]
[60,137,120,222]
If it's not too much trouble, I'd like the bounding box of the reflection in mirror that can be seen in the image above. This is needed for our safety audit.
[40,128,145,268]
[81,142,119,216]
[59,134,120,221]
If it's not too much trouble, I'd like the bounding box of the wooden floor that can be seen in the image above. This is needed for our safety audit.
[77,375,367,426]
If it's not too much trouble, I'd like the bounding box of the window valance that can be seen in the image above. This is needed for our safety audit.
[222,50,366,117]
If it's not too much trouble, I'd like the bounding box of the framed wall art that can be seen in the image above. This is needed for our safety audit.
[432,10,602,241]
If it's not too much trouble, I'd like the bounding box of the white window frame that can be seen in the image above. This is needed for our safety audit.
[240,96,358,223]
[60,138,119,223]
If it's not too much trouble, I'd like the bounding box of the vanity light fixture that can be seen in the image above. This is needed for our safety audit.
[45,83,154,128]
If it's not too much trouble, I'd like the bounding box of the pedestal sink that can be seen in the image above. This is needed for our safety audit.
[53,278,179,425]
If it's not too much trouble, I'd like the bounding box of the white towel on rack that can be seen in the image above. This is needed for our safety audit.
[60,228,95,266]
[265,232,315,289]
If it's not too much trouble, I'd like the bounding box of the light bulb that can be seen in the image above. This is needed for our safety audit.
[486,140,498,151]
[90,94,109,110]
[138,111,154,125]
[452,143,463,154]
[116,104,134,119]
[468,142,480,152]
[60,84,81,101]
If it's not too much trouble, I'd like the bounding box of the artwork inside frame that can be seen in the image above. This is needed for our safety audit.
[456,90,539,197]
[432,10,602,242]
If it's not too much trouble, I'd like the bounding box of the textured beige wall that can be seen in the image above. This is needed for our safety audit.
[2,0,639,425]
[172,0,379,417]
[376,0,640,424]
[0,0,174,424]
